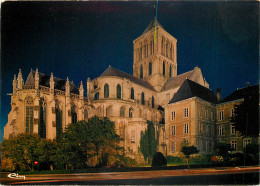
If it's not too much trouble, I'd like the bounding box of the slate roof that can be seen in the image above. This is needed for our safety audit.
[161,69,196,91]
[25,70,79,94]
[100,66,155,91]
[169,79,217,104]
[143,17,164,35]
[220,84,259,103]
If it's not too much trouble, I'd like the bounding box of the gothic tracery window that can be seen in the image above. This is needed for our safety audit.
[25,96,34,134]
[55,101,62,140]
[131,88,134,100]
[104,84,109,98]
[71,105,77,124]
[39,98,47,138]
[140,65,143,79]
[117,84,121,99]
[152,96,155,108]
[169,65,172,78]
[149,62,152,75]
[141,92,145,105]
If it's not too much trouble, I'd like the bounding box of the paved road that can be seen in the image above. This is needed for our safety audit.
[1,166,259,185]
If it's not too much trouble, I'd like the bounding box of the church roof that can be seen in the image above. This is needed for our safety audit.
[25,70,79,94]
[161,69,196,91]
[100,66,155,91]
[169,79,217,104]
[220,84,259,103]
[142,17,164,35]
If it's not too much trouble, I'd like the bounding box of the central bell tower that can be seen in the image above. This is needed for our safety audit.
[133,18,177,92]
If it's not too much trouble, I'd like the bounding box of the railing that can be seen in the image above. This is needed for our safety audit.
[55,89,65,95]
[39,86,50,92]
[22,85,35,89]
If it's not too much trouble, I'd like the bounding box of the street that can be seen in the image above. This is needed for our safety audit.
[1,166,259,185]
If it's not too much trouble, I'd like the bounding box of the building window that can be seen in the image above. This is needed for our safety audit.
[171,111,176,120]
[104,84,109,98]
[219,125,224,136]
[116,84,121,99]
[169,66,172,78]
[94,92,99,100]
[120,107,125,117]
[171,125,176,136]
[129,108,133,118]
[39,98,47,138]
[231,109,235,118]
[84,109,88,120]
[218,111,224,121]
[211,111,214,121]
[205,110,208,118]
[130,88,135,100]
[199,122,204,134]
[244,138,251,147]
[230,124,235,135]
[231,140,237,151]
[163,61,165,76]
[131,130,135,143]
[184,123,189,134]
[149,62,152,75]
[25,96,34,134]
[206,125,209,135]
[152,96,155,108]
[71,105,77,124]
[184,108,189,118]
[140,65,143,79]
[171,142,176,152]
[199,107,202,118]
[56,102,63,140]
[141,92,145,105]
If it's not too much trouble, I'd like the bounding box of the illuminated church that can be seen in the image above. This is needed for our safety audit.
[4,18,255,161]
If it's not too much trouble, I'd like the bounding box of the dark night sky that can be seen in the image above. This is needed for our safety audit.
[0,1,259,141]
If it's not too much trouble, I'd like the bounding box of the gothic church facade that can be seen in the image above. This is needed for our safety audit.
[4,18,229,160]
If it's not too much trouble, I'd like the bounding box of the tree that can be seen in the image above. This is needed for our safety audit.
[151,152,167,167]
[180,140,199,169]
[231,87,259,137]
[215,142,232,161]
[55,120,92,169]
[55,117,122,169]
[1,133,55,171]
[140,121,157,163]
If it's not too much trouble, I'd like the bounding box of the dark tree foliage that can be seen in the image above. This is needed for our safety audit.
[140,121,157,163]
[152,152,167,167]
[215,142,233,160]
[231,86,259,137]
[1,133,56,171]
[56,116,122,169]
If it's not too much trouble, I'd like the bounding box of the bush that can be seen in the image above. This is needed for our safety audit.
[151,152,167,167]
[166,156,183,164]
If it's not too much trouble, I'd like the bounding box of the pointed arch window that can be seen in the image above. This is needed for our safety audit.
[55,101,62,140]
[140,65,143,79]
[169,65,172,78]
[120,107,125,117]
[149,62,153,75]
[129,108,133,118]
[117,84,121,99]
[131,88,134,100]
[94,92,99,100]
[152,96,155,108]
[104,84,109,98]
[39,98,47,138]
[25,96,34,134]
[71,105,77,124]
[163,61,166,76]
[141,92,145,105]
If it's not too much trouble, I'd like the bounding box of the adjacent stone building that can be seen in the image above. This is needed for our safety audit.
[3,18,258,162]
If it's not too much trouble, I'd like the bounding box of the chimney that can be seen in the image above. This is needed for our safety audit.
[217,88,221,102]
